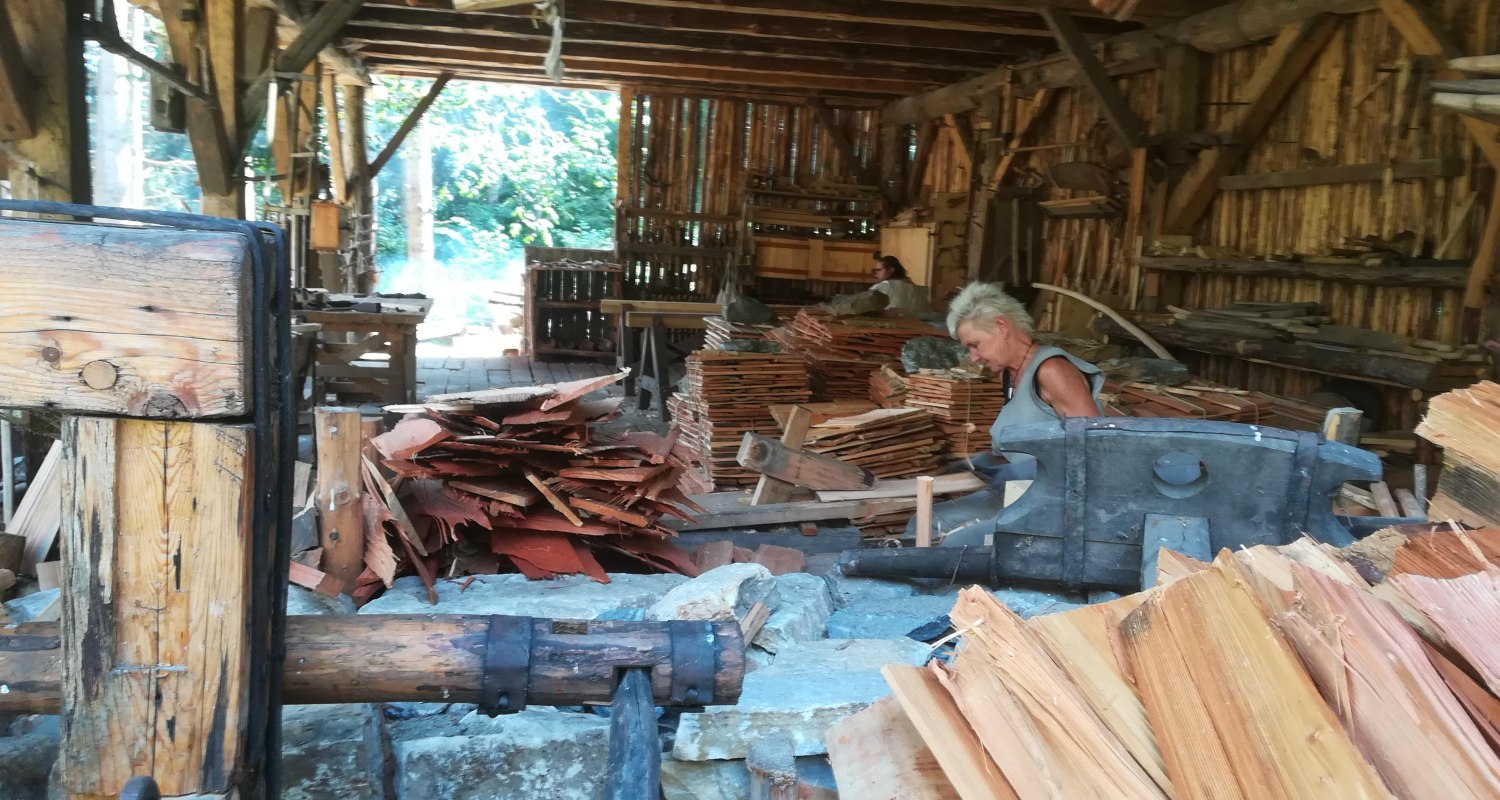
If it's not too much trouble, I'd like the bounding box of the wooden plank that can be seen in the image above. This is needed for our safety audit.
[0,218,251,416]
[736,432,876,491]
[882,665,1018,800]
[59,417,262,798]
[938,588,1164,798]
[1038,9,1145,147]
[826,696,961,799]
[1163,15,1343,234]
[13,439,61,575]
[1120,556,1390,799]
[1138,255,1469,288]
[315,407,364,594]
[1218,157,1465,191]
[914,475,935,547]
[815,472,984,501]
[751,405,814,506]
[663,493,919,531]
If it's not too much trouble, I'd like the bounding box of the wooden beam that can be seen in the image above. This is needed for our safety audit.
[1139,255,1470,288]
[1162,15,1342,234]
[344,29,973,84]
[808,99,859,177]
[368,72,451,179]
[359,49,932,95]
[1463,173,1500,341]
[1218,157,1466,191]
[0,217,251,418]
[736,432,876,491]
[1038,8,1145,147]
[315,407,364,594]
[59,416,265,798]
[270,0,369,84]
[280,0,366,75]
[907,121,939,206]
[3,0,74,200]
[158,0,236,200]
[989,87,1055,187]
[0,4,35,141]
[750,405,814,506]
[323,70,347,201]
[343,11,1013,69]
[1379,0,1500,170]
[883,0,1378,124]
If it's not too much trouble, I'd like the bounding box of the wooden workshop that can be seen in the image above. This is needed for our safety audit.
[6,0,1500,799]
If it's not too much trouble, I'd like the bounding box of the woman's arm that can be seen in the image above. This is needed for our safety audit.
[1034,357,1099,417]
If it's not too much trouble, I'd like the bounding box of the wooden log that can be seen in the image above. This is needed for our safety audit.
[0,218,251,416]
[603,667,661,800]
[316,407,365,594]
[1431,92,1500,123]
[59,417,267,799]
[1138,256,1469,288]
[0,615,747,714]
[1450,54,1500,75]
[1218,157,1464,191]
[736,432,876,491]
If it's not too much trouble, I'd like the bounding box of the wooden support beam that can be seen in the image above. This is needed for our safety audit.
[323,70,348,202]
[808,99,859,178]
[0,4,36,141]
[1463,173,1500,341]
[158,0,236,202]
[315,407,364,594]
[1139,255,1470,288]
[880,123,905,207]
[1218,157,1464,191]
[0,217,251,418]
[1379,0,1500,170]
[906,121,939,207]
[751,405,814,506]
[273,61,320,204]
[368,72,451,179]
[2,0,76,201]
[604,668,661,800]
[1162,16,1342,235]
[989,87,1055,188]
[279,0,366,76]
[59,416,265,799]
[1038,8,1145,147]
[736,432,876,492]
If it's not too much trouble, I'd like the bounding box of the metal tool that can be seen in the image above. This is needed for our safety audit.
[841,417,1383,591]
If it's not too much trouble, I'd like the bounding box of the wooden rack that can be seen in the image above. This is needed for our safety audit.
[524,248,622,361]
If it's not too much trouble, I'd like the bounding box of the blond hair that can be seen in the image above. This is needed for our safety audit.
[946,282,1034,337]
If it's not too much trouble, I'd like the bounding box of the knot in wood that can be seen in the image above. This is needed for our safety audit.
[80,360,119,390]
[40,347,61,364]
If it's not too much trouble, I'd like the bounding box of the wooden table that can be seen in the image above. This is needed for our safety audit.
[297,294,433,406]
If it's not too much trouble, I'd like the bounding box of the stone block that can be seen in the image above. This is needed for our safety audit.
[646,564,776,622]
[361,572,688,619]
[660,756,750,800]
[394,710,611,800]
[752,573,832,654]
[672,639,928,761]
[281,704,384,800]
[825,593,956,640]
[822,565,915,610]
[0,730,56,800]
[286,584,356,616]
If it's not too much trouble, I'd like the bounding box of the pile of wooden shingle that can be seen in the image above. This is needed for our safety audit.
[1416,379,1500,528]
[868,365,907,408]
[772,310,944,400]
[361,371,699,600]
[1101,379,1277,423]
[703,315,778,350]
[672,350,813,489]
[904,370,1006,459]
[830,526,1500,798]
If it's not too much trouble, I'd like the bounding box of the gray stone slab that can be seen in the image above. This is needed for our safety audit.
[0,730,56,800]
[660,756,750,800]
[753,573,832,655]
[825,593,956,640]
[822,564,915,610]
[645,564,776,622]
[281,704,384,800]
[1,590,58,626]
[286,585,357,617]
[361,572,689,619]
[394,710,611,800]
[672,639,929,761]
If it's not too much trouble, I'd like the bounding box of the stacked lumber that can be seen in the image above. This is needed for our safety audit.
[1416,380,1500,528]
[774,310,943,400]
[703,315,777,350]
[904,370,1006,459]
[847,531,1500,798]
[869,365,907,408]
[673,351,813,489]
[359,371,700,601]
[799,408,943,537]
[1100,379,1276,422]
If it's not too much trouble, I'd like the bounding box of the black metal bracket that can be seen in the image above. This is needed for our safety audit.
[668,620,717,706]
[479,615,534,716]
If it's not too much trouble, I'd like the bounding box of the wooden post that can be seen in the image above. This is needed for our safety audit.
[603,668,661,800]
[3,0,80,203]
[915,475,935,547]
[1462,173,1500,342]
[315,407,364,593]
[750,405,814,506]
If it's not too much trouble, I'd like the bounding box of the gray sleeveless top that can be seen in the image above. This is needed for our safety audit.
[989,344,1104,461]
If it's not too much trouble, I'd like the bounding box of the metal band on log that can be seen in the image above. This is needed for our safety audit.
[0,615,744,714]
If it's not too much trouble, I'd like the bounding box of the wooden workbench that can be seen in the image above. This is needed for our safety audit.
[297,294,433,406]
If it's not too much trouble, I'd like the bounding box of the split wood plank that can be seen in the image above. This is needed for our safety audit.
[13,439,61,575]
[1026,593,1171,792]
[1386,568,1500,695]
[939,588,1165,798]
[0,218,251,417]
[1039,9,1145,148]
[1120,556,1392,800]
[1370,481,1401,517]
[751,405,814,506]
[826,696,961,800]
[60,417,263,799]
[1233,550,1500,797]
[736,432,875,491]
[316,408,365,594]
[882,665,1018,800]
[1163,15,1343,234]
[738,601,770,642]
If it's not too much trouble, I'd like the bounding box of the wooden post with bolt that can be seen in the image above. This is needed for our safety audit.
[315,407,366,594]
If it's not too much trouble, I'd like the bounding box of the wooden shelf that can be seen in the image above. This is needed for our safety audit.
[537,300,605,309]
[1094,317,1488,393]
[1039,195,1121,219]
[1140,256,1469,289]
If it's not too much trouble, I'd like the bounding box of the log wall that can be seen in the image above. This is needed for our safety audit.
[942,1,1500,430]
[617,91,881,302]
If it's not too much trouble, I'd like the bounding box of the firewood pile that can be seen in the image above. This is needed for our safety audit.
[1416,380,1500,528]
[671,350,813,489]
[354,371,700,602]
[904,370,1006,459]
[831,526,1500,798]
[772,310,944,400]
